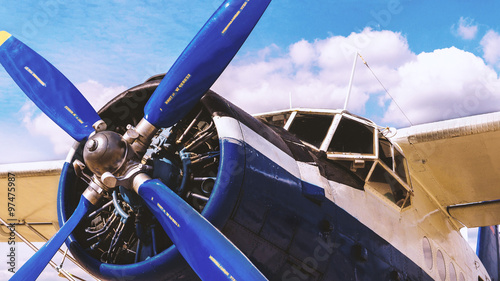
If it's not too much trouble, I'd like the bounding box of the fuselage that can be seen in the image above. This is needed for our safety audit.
[57,80,490,280]
[207,92,489,281]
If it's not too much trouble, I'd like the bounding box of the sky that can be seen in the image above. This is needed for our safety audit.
[1,0,500,163]
[0,0,498,279]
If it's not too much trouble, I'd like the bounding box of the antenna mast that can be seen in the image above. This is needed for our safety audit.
[343,52,359,110]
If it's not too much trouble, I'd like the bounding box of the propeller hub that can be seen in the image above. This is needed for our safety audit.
[83,131,128,177]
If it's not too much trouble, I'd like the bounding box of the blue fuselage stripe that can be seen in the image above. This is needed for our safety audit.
[225,138,433,280]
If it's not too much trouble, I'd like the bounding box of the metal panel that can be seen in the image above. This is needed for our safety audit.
[393,111,500,208]
[448,200,500,227]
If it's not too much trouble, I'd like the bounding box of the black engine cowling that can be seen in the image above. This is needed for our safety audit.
[58,76,244,280]
[58,75,343,281]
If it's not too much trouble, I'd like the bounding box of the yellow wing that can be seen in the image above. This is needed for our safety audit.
[392,111,500,228]
[0,160,63,242]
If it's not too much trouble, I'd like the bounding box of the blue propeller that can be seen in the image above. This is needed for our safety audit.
[0,31,101,142]
[144,0,272,128]
[137,178,267,281]
[10,195,94,281]
[2,0,272,280]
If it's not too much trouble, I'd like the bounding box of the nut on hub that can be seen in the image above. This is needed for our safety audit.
[83,131,128,177]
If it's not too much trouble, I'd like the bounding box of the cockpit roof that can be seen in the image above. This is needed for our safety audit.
[254,107,413,210]
[254,108,376,125]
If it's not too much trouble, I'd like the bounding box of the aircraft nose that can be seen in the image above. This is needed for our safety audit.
[83,131,128,176]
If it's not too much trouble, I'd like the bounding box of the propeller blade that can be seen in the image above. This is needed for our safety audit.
[0,31,101,141]
[10,195,93,281]
[144,0,271,128]
[137,178,267,281]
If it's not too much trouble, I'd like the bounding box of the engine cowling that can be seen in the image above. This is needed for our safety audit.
[58,76,246,280]
[58,75,334,281]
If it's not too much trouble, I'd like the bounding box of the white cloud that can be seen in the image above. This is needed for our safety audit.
[480,30,500,68]
[383,47,500,125]
[19,81,127,158]
[9,28,500,162]
[0,120,56,164]
[214,28,415,116]
[21,102,74,156]
[290,40,316,67]
[455,17,478,40]
[76,80,128,111]
[215,29,500,128]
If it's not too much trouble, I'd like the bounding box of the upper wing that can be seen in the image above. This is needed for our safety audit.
[392,111,500,228]
[0,160,63,242]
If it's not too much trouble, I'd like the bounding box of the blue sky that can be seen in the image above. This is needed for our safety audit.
[1,1,500,163]
[0,0,496,278]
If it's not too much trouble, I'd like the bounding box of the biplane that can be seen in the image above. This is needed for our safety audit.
[0,0,499,280]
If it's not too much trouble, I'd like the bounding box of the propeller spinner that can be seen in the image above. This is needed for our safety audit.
[1,0,271,280]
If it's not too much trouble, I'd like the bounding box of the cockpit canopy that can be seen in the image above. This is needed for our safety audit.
[256,109,412,210]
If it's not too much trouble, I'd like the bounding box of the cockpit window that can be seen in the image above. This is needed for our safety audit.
[288,113,333,148]
[368,163,410,208]
[328,117,374,155]
[394,147,408,183]
[378,137,393,169]
[378,136,409,184]
[323,116,412,210]
[260,112,292,128]
[364,135,411,209]
[255,109,412,210]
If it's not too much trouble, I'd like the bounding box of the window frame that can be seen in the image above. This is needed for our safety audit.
[323,113,379,160]
[365,159,413,210]
[255,109,413,211]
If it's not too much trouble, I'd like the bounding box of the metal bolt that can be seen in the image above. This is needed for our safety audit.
[86,139,98,152]
[101,172,117,188]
